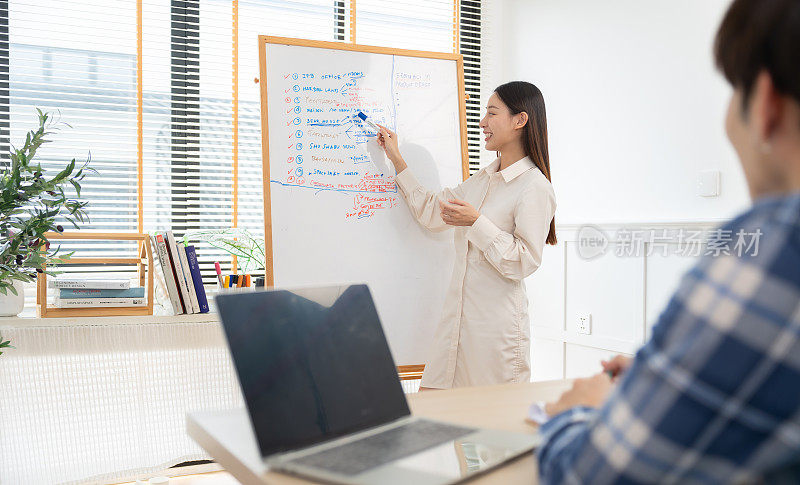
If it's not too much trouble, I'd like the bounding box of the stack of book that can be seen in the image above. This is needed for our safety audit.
[51,278,146,308]
[151,231,209,315]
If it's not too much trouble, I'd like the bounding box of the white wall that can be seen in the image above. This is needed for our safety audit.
[492,0,749,224]
[479,0,752,379]
[526,225,710,380]
[479,0,509,168]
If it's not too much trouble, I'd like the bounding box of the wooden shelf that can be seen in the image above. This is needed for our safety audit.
[36,232,155,318]
[0,312,220,327]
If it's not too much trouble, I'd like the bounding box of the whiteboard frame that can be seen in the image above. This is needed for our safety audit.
[258,35,470,286]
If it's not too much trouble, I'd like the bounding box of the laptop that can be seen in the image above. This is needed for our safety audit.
[216,284,540,485]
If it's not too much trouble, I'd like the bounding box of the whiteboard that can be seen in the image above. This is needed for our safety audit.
[259,37,468,365]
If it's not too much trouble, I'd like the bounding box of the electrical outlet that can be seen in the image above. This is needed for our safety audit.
[577,313,592,335]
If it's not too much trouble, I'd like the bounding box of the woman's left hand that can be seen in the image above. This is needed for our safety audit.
[439,199,480,226]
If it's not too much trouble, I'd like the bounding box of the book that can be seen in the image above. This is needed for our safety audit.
[165,231,198,314]
[49,278,130,289]
[184,246,209,313]
[53,297,146,308]
[58,287,146,299]
[179,244,201,314]
[153,234,184,314]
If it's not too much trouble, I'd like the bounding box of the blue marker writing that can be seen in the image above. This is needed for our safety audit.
[356,111,381,134]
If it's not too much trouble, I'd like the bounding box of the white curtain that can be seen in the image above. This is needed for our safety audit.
[0,318,242,484]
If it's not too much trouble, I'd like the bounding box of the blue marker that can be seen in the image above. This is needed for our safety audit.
[355,111,387,173]
[356,111,381,134]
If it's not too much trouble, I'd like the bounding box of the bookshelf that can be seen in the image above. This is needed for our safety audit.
[36,232,155,317]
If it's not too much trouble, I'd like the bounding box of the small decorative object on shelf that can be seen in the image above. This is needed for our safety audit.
[183,228,266,275]
[184,228,267,297]
[36,232,154,317]
[0,109,93,316]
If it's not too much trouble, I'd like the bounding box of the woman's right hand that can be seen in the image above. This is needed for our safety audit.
[376,125,407,172]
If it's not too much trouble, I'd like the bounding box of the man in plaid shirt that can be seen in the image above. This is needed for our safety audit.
[537,0,800,482]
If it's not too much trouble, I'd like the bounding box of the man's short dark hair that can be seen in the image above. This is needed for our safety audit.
[714,0,800,108]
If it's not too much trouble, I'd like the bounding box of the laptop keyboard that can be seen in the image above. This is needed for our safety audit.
[284,419,476,476]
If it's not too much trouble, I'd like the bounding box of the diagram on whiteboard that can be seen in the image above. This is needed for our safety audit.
[268,58,441,220]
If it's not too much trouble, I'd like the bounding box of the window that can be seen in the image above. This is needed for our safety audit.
[3,0,481,295]
[460,0,482,174]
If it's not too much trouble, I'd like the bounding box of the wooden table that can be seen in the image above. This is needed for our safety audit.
[187,380,572,485]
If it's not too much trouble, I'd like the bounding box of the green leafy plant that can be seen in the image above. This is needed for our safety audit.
[0,331,13,356]
[0,109,94,295]
[183,228,266,274]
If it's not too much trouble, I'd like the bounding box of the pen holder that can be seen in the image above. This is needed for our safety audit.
[216,284,256,294]
[215,273,265,293]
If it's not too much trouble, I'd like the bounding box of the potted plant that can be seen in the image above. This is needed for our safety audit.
[0,110,93,316]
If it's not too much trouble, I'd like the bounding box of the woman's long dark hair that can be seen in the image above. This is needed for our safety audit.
[494,81,557,245]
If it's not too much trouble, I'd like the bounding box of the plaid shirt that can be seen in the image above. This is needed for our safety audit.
[537,192,800,484]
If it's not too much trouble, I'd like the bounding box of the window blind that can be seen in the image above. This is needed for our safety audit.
[460,0,482,174]
[2,0,482,300]
[355,0,455,53]
[236,0,341,253]
[140,0,236,283]
[8,0,141,286]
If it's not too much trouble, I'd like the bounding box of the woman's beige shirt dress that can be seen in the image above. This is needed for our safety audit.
[394,156,556,388]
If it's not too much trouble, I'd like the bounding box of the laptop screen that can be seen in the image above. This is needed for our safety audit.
[216,284,411,458]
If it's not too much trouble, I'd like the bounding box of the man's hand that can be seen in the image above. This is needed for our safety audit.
[439,199,480,226]
[601,355,633,380]
[545,372,614,416]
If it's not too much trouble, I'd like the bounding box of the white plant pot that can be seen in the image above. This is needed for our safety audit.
[0,280,25,317]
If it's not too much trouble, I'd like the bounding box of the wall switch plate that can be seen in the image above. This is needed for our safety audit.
[698,170,720,197]
[577,313,592,335]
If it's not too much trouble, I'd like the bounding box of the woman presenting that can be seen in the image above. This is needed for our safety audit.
[377,81,557,389]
